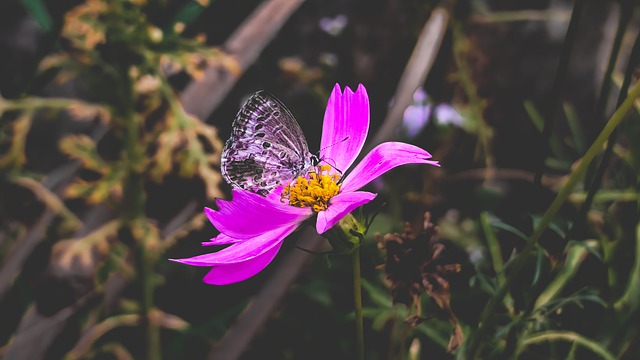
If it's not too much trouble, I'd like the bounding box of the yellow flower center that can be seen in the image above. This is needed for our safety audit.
[283,165,341,212]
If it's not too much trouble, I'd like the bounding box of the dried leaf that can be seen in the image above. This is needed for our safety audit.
[59,134,108,173]
[213,51,242,77]
[67,101,111,122]
[64,168,124,203]
[448,322,464,353]
[150,129,184,181]
[0,112,32,169]
[149,308,189,330]
[62,0,107,50]
[149,111,223,199]
[52,220,120,275]
[134,74,161,94]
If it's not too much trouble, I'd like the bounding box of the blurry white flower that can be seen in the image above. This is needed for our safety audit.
[400,88,463,138]
[319,14,348,36]
[434,104,463,127]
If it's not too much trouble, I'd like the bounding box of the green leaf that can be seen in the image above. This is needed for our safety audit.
[168,2,207,31]
[21,0,53,32]
[361,278,392,308]
[489,218,528,242]
[534,241,597,309]
[524,100,569,162]
[563,102,586,154]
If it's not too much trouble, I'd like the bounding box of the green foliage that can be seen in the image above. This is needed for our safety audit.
[21,0,53,32]
[0,0,222,358]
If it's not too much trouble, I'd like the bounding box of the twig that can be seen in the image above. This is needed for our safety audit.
[367,8,449,149]
[180,0,306,120]
[207,228,324,360]
[0,211,56,300]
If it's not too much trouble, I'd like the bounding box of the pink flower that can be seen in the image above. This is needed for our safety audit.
[171,84,439,285]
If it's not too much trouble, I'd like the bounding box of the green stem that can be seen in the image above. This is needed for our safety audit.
[0,97,80,112]
[572,8,638,242]
[479,212,513,316]
[534,0,585,185]
[352,247,364,360]
[119,67,159,359]
[452,23,495,170]
[465,79,640,358]
[141,239,161,360]
[521,331,616,360]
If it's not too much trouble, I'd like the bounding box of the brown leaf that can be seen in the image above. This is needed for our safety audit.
[51,220,120,276]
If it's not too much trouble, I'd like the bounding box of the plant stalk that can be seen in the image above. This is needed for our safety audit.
[353,246,365,360]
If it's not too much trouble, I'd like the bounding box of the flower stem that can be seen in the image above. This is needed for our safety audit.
[141,243,161,360]
[352,246,365,360]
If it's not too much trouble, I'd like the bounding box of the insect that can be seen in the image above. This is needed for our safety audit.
[221,91,317,196]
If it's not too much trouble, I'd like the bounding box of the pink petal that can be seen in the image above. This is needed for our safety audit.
[316,191,376,234]
[170,223,297,266]
[202,241,283,285]
[202,233,239,246]
[340,142,440,194]
[205,189,311,239]
[320,84,370,172]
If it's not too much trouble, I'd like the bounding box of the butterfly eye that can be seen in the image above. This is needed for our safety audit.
[311,155,320,166]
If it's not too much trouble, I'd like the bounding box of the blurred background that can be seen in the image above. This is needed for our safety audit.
[1,0,640,359]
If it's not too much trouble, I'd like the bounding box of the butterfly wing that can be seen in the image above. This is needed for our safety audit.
[221,91,313,196]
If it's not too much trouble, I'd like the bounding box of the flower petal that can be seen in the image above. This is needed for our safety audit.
[202,233,239,246]
[202,241,283,285]
[316,191,376,234]
[340,142,440,193]
[170,223,297,266]
[320,84,370,172]
[206,189,311,239]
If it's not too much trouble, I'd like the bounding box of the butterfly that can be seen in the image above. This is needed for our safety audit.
[221,91,317,196]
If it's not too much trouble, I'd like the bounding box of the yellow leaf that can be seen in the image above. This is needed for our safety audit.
[59,134,108,173]
[52,220,120,274]
[0,113,32,169]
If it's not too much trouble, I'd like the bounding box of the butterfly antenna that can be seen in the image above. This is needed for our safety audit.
[317,136,350,155]
[314,136,350,174]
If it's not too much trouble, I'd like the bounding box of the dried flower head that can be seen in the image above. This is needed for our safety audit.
[377,212,463,351]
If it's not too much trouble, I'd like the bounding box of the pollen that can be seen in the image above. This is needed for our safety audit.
[283,165,341,212]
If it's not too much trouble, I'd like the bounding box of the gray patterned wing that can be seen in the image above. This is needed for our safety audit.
[221,91,313,196]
